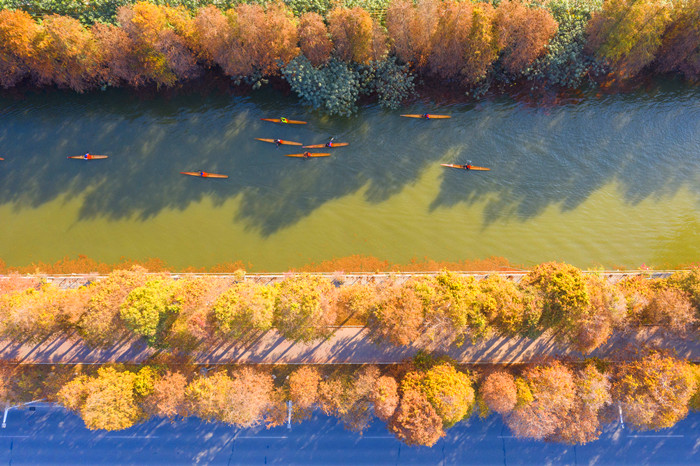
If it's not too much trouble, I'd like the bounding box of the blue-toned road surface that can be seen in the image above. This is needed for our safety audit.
[0,406,697,465]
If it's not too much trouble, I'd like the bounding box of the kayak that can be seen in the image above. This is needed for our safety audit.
[261,118,307,125]
[401,114,451,119]
[285,153,331,158]
[180,171,229,178]
[0,157,4,161]
[67,154,108,160]
[255,138,302,146]
[303,142,349,148]
[441,163,490,171]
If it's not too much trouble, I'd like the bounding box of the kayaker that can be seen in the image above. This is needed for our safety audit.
[280,117,288,124]
[464,160,472,170]
[84,153,91,160]
[303,152,312,158]
[200,171,205,177]
[274,138,282,146]
[325,137,335,148]
[422,113,430,119]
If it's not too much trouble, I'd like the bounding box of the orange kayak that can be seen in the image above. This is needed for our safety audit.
[261,118,307,125]
[0,157,4,161]
[67,154,108,160]
[441,163,490,171]
[255,138,302,146]
[303,142,349,149]
[401,114,451,119]
[285,153,331,158]
[180,171,229,178]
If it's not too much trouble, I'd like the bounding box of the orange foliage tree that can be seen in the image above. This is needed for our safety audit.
[144,371,189,420]
[318,366,380,432]
[480,371,517,415]
[613,352,697,431]
[505,362,576,440]
[298,12,333,66]
[194,3,298,78]
[371,375,400,422]
[494,0,558,74]
[367,282,423,346]
[388,388,444,447]
[0,10,40,88]
[274,274,337,342]
[328,7,387,64]
[288,365,321,413]
[386,0,440,70]
[428,0,500,85]
[478,275,541,337]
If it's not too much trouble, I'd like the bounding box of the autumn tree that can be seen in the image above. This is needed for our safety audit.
[655,1,700,80]
[639,287,696,335]
[371,375,400,422]
[568,275,627,353]
[186,368,274,427]
[166,276,228,351]
[116,2,199,87]
[328,7,387,64]
[298,12,333,67]
[194,3,298,78]
[288,365,321,412]
[77,267,150,347]
[613,353,697,431]
[120,278,180,347]
[522,262,590,335]
[274,274,336,342]
[212,281,276,339]
[386,0,440,69]
[367,282,423,346]
[494,0,558,74]
[480,371,517,415]
[318,365,379,432]
[401,362,474,428]
[0,10,40,88]
[549,364,611,444]
[58,366,147,431]
[586,0,672,78]
[30,15,101,92]
[144,371,189,420]
[505,362,576,440]
[412,272,488,346]
[428,0,501,85]
[335,282,377,325]
[477,275,541,337]
[665,267,700,317]
[388,389,444,447]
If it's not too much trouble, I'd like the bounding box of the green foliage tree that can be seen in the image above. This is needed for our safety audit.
[120,278,180,347]
[274,274,336,342]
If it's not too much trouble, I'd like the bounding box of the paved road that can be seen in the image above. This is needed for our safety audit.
[0,405,697,465]
[1,326,698,364]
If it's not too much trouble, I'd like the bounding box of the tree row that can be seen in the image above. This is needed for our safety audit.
[1,262,698,353]
[1,1,700,113]
[1,353,698,446]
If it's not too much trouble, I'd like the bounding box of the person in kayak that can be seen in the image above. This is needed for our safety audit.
[200,171,205,177]
[274,138,282,146]
[325,137,335,148]
[422,113,430,119]
[280,117,288,124]
[464,160,472,170]
[84,153,91,160]
[303,152,312,158]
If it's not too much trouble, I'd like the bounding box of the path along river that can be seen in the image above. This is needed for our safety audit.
[0,82,699,270]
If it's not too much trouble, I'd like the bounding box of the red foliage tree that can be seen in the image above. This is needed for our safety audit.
[386,0,439,69]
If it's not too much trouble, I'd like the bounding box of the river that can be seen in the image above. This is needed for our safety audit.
[1,82,699,270]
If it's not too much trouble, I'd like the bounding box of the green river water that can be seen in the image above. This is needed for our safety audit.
[0,83,699,270]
